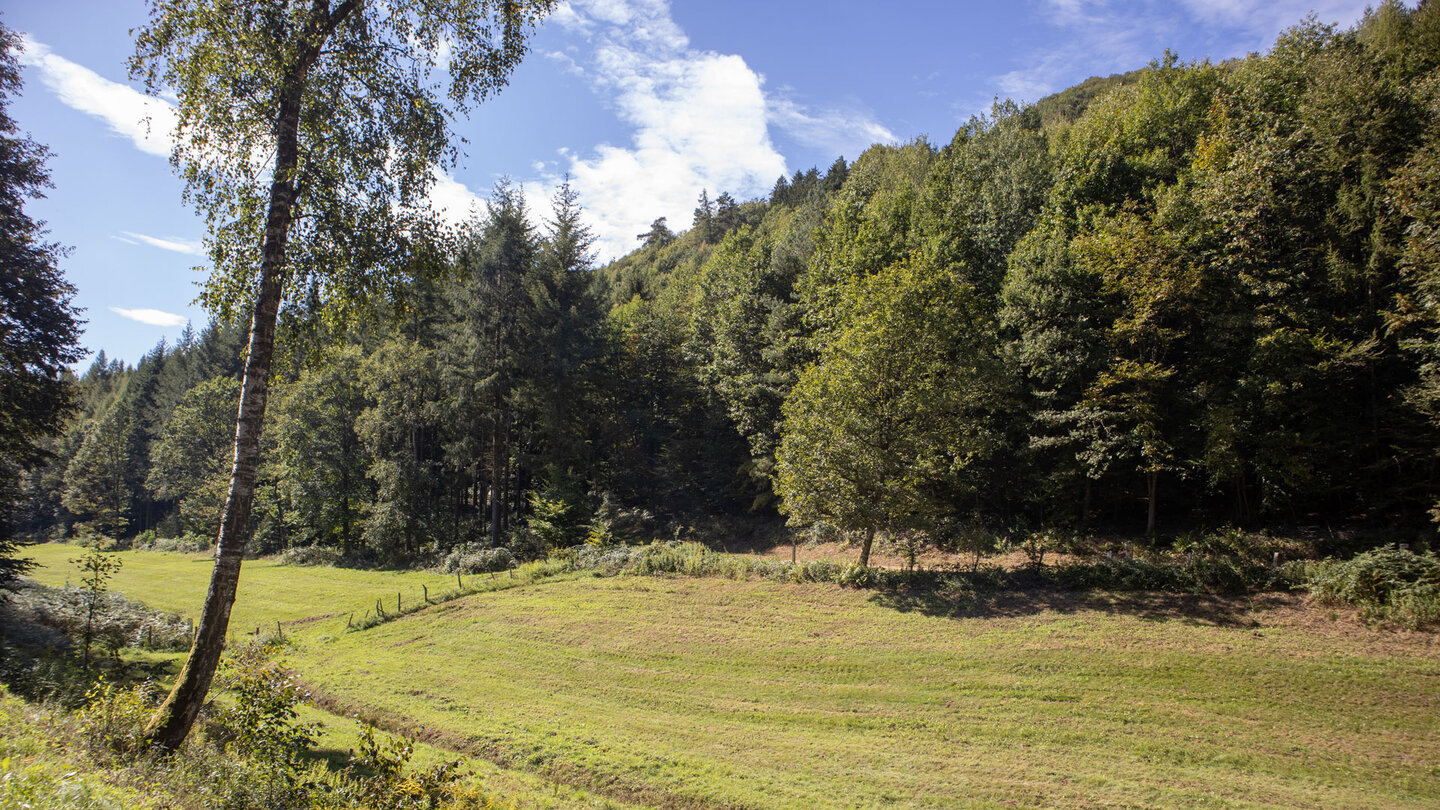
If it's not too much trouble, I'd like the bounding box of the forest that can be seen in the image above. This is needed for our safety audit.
[15,4,1440,568]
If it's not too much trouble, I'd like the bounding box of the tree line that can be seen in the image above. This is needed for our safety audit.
[18,2,1440,568]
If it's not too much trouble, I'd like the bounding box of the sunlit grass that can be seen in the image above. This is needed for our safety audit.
[21,542,1440,809]
[21,542,540,636]
[302,577,1440,809]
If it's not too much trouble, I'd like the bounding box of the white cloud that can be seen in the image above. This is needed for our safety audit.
[768,97,898,158]
[428,169,487,227]
[17,36,176,158]
[544,0,894,260]
[110,307,189,327]
[1177,0,1376,36]
[116,231,204,256]
[541,0,781,259]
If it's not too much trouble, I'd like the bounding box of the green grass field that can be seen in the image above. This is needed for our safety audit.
[21,543,1440,809]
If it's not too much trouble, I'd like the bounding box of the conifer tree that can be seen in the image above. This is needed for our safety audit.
[0,20,82,587]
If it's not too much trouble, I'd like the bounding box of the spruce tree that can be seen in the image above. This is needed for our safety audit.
[0,20,82,588]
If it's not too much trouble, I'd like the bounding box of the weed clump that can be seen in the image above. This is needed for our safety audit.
[1304,547,1440,629]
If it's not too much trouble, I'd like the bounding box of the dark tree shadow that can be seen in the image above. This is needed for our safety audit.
[866,581,1276,628]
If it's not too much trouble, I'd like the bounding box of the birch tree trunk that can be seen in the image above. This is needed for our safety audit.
[143,30,320,750]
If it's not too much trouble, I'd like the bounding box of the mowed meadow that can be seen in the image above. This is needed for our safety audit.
[21,543,1440,809]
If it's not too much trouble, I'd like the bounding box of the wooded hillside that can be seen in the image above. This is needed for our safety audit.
[18,3,1440,562]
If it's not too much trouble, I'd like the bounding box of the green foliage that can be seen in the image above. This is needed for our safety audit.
[1305,547,1440,628]
[525,489,578,551]
[0,756,126,810]
[0,21,83,593]
[78,677,158,759]
[336,723,474,810]
[129,0,559,323]
[272,348,371,554]
[3,579,191,657]
[440,545,516,575]
[211,641,319,766]
[61,400,141,539]
[776,259,1009,547]
[356,340,446,558]
[71,548,122,671]
[20,4,1440,571]
[146,376,240,537]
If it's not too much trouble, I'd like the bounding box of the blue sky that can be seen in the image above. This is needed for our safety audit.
[4,0,1380,365]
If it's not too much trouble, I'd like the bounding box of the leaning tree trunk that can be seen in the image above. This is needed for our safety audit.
[142,90,305,755]
[140,0,363,752]
[858,527,876,568]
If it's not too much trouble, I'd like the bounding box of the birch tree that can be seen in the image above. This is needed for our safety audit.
[131,0,556,750]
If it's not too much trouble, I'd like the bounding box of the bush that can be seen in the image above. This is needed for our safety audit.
[134,531,211,554]
[838,562,873,588]
[440,544,516,574]
[209,640,319,765]
[0,759,127,810]
[4,580,192,654]
[1305,547,1440,628]
[78,677,159,758]
[276,545,342,567]
[331,723,481,810]
[585,493,654,546]
[799,560,843,583]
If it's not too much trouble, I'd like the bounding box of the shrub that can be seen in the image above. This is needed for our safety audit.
[276,545,343,567]
[332,723,475,810]
[585,493,654,546]
[78,677,158,758]
[210,640,319,764]
[838,562,873,588]
[4,580,192,654]
[799,560,843,583]
[527,489,580,550]
[1305,547,1440,628]
[134,531,211,554]
[440,544,516,574]
[0,759,127,810]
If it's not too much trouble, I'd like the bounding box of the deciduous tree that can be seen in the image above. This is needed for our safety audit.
[131,0,556,750]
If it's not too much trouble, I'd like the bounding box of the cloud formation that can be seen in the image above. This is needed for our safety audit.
[550,0,894,260]
[110,307,189,328]
[17,36,176,157]
[546,0,782,259]
[116,231,204,256]
[1177,0,1376,37]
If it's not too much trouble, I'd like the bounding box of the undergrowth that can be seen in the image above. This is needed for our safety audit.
[1303,547,1440,629]
[51,635,518,809]
[349,537,1315,633]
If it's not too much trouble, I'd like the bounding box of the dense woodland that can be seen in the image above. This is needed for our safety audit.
[15,4,1440,565]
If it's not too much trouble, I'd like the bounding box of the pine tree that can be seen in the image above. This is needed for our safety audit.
[0,21,82,587]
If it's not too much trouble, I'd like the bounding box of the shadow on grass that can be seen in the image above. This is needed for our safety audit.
[304,746,355,771]
[866,581,1276,628]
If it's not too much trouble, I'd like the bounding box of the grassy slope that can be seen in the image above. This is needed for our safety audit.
[21,542,486,634]
[22,543,1440,809]
[21,543,630,810]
